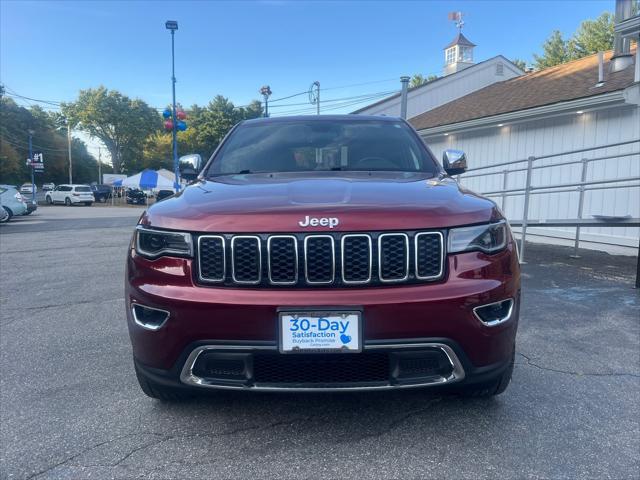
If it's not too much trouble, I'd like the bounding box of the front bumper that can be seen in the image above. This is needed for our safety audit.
[126,242,520,391]
[134,338,515,392]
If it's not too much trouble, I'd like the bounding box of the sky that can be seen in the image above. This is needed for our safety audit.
[1,0,613,157]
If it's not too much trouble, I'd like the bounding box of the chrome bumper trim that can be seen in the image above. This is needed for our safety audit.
[179,342,465,391]
[472,298,515,327]
[131,304,170,331]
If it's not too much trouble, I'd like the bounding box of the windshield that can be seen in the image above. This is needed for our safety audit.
[206,119,438,176]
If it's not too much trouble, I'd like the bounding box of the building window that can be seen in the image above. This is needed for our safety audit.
[496,63,504,75]
[446,47,456,65]
[460,46,473,62]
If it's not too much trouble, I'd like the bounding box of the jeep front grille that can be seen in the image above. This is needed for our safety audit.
[196,231,444,288]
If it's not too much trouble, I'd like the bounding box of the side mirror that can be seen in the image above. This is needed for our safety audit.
[443,149,467,176]
[179,154,203,181]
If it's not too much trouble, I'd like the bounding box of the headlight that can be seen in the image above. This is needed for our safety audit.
[448,221,507,254]
[135,226,193,259]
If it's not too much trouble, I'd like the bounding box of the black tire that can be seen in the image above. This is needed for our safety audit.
[24,211,32,215]
[458,348,514,398]
[134,364,192,401]
[45,196,53,205]
[65,197,72,206]
[0,207,12,223]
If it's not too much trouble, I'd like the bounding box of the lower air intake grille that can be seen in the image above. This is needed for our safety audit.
[253,352,390,384]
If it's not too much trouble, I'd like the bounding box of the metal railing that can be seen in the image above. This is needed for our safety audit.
[458,139,640,285]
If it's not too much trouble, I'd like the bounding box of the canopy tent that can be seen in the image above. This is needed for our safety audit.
[113,170,175,190]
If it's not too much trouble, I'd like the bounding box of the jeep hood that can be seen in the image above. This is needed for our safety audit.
[141,172,502,232]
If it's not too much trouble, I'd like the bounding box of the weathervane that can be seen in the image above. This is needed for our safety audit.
[448,11,465,31]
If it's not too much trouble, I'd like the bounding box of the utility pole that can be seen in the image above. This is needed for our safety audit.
[28,129,35,204]
[260,85,272,117]
[67,121,73,184]
[166,20,180,191]
[98,147,102,184]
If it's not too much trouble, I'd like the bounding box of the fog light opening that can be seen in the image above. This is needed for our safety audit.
[473,299,514,327]
[132,304,170,331]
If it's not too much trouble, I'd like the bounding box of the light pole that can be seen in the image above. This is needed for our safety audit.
[66,119,73,184]
[98,147,102,184]
[56,117,73,183]
[260,85,272,117]
[166,20,180,191]
[28,129,35,204]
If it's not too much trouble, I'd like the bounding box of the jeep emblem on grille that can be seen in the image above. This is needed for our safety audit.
[298,215,339,228]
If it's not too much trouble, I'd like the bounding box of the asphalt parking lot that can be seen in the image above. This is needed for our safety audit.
[1,206,638,479]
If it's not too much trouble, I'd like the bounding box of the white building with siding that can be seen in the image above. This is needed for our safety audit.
[353,33,523,119]
[410,49,639,249]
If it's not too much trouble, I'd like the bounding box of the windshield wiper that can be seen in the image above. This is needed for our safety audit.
[208,169,257,177]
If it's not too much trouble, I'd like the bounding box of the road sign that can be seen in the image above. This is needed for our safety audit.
[30,152,44,171]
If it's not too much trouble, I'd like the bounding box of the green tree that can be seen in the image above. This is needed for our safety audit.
[511,58,527,71]
[141,96,263,170]
[568,12,615,59]
[533,30,570,69]
[61,87,160,174]
[532,10,625,70]
[409,74,438,88]
[0,98,99,185]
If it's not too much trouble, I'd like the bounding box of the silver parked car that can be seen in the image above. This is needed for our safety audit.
[0,185,28,222]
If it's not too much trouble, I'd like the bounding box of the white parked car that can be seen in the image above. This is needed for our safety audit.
[20,183,37,194]
[42,182,55,191]
[45,184,95,206]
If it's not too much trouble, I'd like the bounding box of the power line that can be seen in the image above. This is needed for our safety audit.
[321,77,398,91]
[5,91,61,106]
[268,90,397,109]
[1,135,75,154]
[271,91,394,116]
[269,90,308,103]
[2,76,404,113]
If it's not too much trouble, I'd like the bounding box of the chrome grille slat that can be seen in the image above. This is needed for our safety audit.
[267,235,298,285]
[341,234,372,284]
[231,236,262,284]
[197,231,444,287]
[304,235,335,284]
[378,233,410,282]
[198,235,226,282]
[415,232,444,280]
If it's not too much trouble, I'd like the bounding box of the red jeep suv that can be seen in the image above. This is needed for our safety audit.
[126,115,520,400]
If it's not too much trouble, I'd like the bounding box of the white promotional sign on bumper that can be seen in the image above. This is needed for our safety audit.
[280,312,361,353]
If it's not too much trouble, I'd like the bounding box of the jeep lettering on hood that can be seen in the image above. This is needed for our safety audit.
[298,216,339,228]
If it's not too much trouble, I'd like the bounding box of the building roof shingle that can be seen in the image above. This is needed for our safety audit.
[409,50,637,131]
